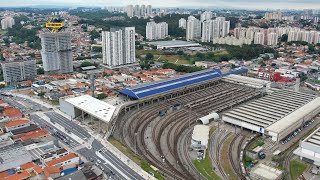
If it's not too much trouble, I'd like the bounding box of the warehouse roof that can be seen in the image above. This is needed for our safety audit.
[64,95,116,123]
[266,97,320,134]
[147,40,200,48]
[119,68,248,99]
[223,89,316,131]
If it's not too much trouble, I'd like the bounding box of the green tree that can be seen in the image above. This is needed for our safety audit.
[92,46,102,52]
[145,53,154,60]
[90,30,100,40]
[37,68,44,74]
[97,93,107,99]
[177,50,184,56]
[81,61,94,67]
[281,34,288,42]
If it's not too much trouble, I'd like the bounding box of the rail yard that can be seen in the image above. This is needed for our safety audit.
[110,68,320,180]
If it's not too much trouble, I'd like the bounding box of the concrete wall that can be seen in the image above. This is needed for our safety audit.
[59,99,76,118]
[222,115,265,133]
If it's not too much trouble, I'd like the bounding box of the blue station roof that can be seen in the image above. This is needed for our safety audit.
[119,67,248,99]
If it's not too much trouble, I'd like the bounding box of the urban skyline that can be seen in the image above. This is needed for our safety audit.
[1,0,320,9]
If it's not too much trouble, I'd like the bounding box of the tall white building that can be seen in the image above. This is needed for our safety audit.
[267,32,278,46]
[254,32,265,45]
[1,17,15,30]
[1,59,37,83]
[146,22,168,40]
[126,5,134,17]
[201,20,213,42]
[40,32,73,74]
[147,5,152,16]
[134,5,140,17]
[179,18,187,29]
[186,16,201,41]
[140,5,146,17]
[200,11,213,22]
[222,21,230,37]
[264,12,282,20]
[102,27,136,66]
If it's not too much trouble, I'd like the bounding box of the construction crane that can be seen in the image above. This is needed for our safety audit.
[45,17,64,33]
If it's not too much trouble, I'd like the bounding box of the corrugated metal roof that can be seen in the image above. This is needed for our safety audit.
[119,68,248,99]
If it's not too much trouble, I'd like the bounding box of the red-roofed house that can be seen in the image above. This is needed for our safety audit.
[157,69,176,76]
[45,153,79,168]
[123,80,137,86]
[4,119,30,132]
[13,129,49,141]
[3,107,23,120]
[0,170,30,180]
[20,162,43,175]
[43,166,60,179]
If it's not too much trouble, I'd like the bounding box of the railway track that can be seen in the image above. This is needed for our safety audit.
[209,130,231,180]
[229,135,246,179]
[115,81,261,180]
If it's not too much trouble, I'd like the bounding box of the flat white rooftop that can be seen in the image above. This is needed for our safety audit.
[192,125,210,142]
[251,164,283,180]
[147,40,201,48]
[65,95,116,123]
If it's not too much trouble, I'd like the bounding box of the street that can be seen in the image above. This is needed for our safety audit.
[0,93,144,180]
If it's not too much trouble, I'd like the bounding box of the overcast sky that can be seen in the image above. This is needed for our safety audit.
[1,0,320,9]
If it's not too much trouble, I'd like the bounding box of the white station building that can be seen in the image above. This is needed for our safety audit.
[294,127,320,166]
[191,125,210,150]
[59,95,116,125]
[222,89,320,142]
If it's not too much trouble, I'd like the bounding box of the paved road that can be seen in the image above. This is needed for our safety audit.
[0,93,145,180]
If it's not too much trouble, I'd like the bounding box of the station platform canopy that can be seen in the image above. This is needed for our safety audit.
[119,67,248,99]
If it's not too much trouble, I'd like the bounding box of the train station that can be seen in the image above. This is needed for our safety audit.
[222,90,320,142]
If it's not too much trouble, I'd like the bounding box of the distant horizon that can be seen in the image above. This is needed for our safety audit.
[0,0,320,10]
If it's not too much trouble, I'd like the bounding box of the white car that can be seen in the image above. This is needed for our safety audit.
[97,159,101,163]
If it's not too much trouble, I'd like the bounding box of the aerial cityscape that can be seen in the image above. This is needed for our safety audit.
[1,0,320,180]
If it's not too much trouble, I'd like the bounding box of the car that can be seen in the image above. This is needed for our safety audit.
[99,166,104,171]
[97,159,101,163]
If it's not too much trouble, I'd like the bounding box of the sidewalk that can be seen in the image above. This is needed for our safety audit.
[51,108,156,179]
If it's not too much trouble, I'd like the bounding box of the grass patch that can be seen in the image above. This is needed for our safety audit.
[290,160,309,180]
[157,55,192,65]
[108,137,165,180]
[192,151,221,180]
[247,137,264,151]
[137,49,163,56]
[192,126,220,180]
[244,156,254,167]
[221,135,238,180]
[0,30,7,35]
[214,50,229,56]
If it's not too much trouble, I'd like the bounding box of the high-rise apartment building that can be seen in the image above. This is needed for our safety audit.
[201,20,213,42]
[147,5,152,16]
[127,5,152,18]
[264,12,282,20]
[186,16,201,41]
[1,17,15,30]
[140,5,146,17]
[201,17,230,43]
[146,22,168,40]
[134,5,140,17]
[126,5,134,17]
[102,27,136,66]
[267,32,278,46]
[254,32,265,45]
[179,18,187,29]
[1,59,37,83]
[200,11,213,22]
[40,32,73,74]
